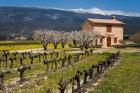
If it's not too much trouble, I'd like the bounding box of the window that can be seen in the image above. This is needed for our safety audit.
[107,25,112,32]
[114,38,117,43]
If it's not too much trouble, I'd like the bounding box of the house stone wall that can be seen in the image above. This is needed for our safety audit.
[111,26,124,45]
[82,21,93,31]
[82,21,124,48]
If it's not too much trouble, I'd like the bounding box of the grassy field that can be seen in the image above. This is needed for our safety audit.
[0,41,40,45]
[0,41,41,51]
[0,45,43,51]
[90,52,140,93]
[0,41,71,51]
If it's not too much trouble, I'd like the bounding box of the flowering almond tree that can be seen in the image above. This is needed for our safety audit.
[33,30,63,49]
[60,32,69,48]
[33,29,99,50]
[33,29,51,50]
[70,31,99,50]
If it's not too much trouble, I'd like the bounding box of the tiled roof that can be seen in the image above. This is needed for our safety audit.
[87,18,124,25]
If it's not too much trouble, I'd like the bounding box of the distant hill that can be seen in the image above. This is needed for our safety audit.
[0,6,140,36]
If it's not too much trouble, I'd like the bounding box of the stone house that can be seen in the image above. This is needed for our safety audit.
[14,35,27,40]
[82,17,124,48]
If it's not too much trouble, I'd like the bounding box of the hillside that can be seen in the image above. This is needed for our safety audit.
[0,7,140,36]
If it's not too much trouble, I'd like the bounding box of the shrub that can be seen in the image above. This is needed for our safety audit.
[126,44,140,48]
[129,31,140,43]
[112,45,127,48]
[95,45,102,48]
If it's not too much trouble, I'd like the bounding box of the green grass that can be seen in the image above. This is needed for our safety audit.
[91,52,140,93]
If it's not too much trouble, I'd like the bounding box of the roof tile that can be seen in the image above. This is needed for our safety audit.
[88,18,124,25]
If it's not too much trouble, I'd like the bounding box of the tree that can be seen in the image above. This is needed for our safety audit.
[33,30,61,49]
[33,29,52,50]
[70,31,98,50]
[129,31,140,43]
[51,31,61,49]
[60,32,69,48]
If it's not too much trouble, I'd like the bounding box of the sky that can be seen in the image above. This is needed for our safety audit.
[0,0,140,13]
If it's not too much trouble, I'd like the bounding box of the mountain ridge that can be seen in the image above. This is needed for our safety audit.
[0,6,140,36]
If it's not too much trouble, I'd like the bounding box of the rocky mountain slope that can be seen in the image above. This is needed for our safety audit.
[0,7,140,36]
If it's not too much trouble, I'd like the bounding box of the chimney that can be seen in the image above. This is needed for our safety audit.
[112,16,116,20]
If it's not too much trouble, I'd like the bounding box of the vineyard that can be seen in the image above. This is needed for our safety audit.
[0,42,120,93]
[0,31,139,93]
[0,44,139,93]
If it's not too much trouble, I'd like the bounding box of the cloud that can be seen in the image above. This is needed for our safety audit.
[69,7,140,17]
[23,6,140,17]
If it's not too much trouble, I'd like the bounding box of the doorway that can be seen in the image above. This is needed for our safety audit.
[107,37,111,47]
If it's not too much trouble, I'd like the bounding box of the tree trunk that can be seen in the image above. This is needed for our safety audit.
[61,43,65,48]
[53,43,58,49]
[73,39,77,47]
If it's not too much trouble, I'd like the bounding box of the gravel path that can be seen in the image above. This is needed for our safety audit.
[10,47,140,54]
[10,48,109,54]
[10,48,44,53]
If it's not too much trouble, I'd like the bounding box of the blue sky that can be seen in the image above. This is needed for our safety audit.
[0,0,140,13]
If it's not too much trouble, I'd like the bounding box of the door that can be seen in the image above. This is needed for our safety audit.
[107,37,111,47]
